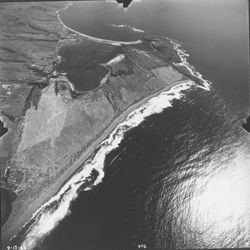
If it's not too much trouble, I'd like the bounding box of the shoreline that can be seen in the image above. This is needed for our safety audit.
[166,37,211,91]
[4,2,209,247]
[57,3,142,47]
[6,79,191,247]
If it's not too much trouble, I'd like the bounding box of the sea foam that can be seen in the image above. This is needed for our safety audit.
[109,24,145,33]
[167,38,211,91]
[13,5,213,249]
[15,80,195,250]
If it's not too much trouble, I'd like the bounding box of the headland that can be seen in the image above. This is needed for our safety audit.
[0,2,204,248]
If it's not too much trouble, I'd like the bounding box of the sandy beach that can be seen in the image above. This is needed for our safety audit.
[2,2,192,247]
[4,79,189,246]
[57,4,142,46]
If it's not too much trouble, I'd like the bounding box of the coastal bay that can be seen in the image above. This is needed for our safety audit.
[1,1,249,249]
[0,2,198,248]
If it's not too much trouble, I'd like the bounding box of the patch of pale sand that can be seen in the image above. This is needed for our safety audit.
[152,66,184,83]
[106,54,125,66]
[17,85,67,152]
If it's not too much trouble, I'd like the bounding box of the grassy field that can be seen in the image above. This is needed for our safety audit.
[1,2,194,246]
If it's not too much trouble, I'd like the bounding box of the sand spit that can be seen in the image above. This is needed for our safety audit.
[57,5,142,46]
[3,2,214,249]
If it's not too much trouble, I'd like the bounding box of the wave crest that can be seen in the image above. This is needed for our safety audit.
[15,81,195,250]
[167,38,211,91]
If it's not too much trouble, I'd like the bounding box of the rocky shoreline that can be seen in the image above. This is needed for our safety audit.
[1,2,199,248]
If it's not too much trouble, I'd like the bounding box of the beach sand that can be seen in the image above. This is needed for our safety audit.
[3,79,188,246]
[1,2,197,247]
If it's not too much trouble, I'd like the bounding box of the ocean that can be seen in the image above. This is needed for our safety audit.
[9,0,250,249]
[41,88,250,250]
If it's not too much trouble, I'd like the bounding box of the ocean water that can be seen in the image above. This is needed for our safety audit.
[41,88,250,250]
[8,0,249,249]
[60,0,249,107]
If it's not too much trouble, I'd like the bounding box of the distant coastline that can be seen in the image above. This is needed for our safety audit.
[3,2,211,249]
[15,80,194,250]
[57,3,142,47]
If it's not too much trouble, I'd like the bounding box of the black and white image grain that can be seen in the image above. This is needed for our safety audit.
[0,0,249,249]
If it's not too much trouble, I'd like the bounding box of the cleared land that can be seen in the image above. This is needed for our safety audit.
[0,2,195,247]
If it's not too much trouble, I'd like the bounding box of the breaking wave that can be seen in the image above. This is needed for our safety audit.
[13,80,196,250]
[108,24,145,33]
[57,6,142,46]
[167,38,211,91]
[8,5,214,250]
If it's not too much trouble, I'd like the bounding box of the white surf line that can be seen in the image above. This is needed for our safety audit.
[56,7,142,46]
[17,80,196,250]
[108,24,145,33]
[166,38,211,91]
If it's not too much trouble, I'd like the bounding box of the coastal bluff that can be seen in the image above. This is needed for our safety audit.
[0,2,194,247]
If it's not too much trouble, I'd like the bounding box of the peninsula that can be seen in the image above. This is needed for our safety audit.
[0,2,198,247]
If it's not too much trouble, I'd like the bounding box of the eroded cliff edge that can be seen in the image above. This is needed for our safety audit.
[0,2,194,245]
